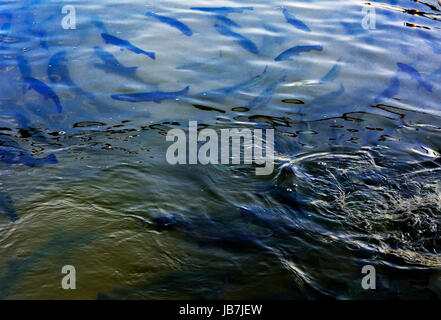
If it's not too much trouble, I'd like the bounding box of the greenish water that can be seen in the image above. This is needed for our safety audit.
[0,0,440,299]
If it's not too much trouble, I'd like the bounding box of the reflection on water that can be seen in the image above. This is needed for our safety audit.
[0,0,440,299]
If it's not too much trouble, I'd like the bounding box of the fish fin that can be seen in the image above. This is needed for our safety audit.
[181,86,190,95]
[43,154,58,164]
[143,51,155,60]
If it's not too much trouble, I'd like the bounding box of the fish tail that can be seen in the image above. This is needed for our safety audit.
[419,81,433,92]
[54,99,62,113]
[141,50,155,60]
[180,86,190,95]
[43,154,58,164]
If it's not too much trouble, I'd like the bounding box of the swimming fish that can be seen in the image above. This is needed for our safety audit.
[176,51,226,72]
[145,12,192,36]
[153,213,268,251]
[320,58,343,83]
[190,7,253,15]
[48,51,96,101]
[214,15,242,28]
[282,8,310,32]
[374,76,400,103]
[0,190,19,222]
[101,33,155,60]
[47,51,74,83]
[111,86,190,103]
[199,66,268,100]
[214,24,258,54]
[16,55,32,94]
[397,62,432,92]
[275,45,323,61]
[24,77,63,113]
[93,46,138,77]
[246,76,287,109]
[0,150,57,167]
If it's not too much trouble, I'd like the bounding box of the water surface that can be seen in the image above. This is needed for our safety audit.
[0,0,440,299]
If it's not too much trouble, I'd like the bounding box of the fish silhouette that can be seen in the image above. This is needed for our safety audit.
[48,51,96,102]
[198,66,268,100]
[214,24,259,54]
[190,6,253,15]
[320,58,343,84]
[175,51,227,73]
[153,213,269,251]
[246,76,287,109]
[397,62,432,92]
[101,33,155,60]
[93,46,138,77]
[24,77,63,113]
[145,12,193,36]
[0,149,57,167]
[111,86,189,103]
[282,8,310,32]
[214,15,242,28]
[275,45,323,61]
[374,76,400,103]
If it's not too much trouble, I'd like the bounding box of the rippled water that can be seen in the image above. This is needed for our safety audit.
[0,0,440,299]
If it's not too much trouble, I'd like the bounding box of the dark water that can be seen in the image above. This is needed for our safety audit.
[0,0,440,299]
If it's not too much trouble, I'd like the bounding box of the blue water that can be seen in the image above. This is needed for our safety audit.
[0,0,440,299]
